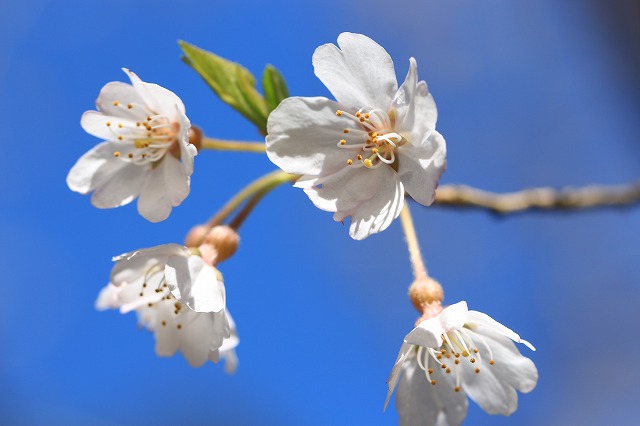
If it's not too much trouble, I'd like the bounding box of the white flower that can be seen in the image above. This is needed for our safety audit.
[386,301,538,426]
[96,244,234,368]
[67,69,198,222]
[266,33,446,240]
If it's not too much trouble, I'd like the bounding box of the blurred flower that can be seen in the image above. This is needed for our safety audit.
[96,244,234,368]
[266,32,446,240]
[386,301,537,425]
[67,69,197,222]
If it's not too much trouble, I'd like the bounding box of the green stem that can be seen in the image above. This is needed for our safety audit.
[399,201,428,279]
[228,174,292,230]
[206,170,297,231]
[201,137,266,153]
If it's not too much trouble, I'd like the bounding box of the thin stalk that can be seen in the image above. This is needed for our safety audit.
[228,172,294,230]
[205,170,297,231]
[201,137,266,153]
[399,202,428,279]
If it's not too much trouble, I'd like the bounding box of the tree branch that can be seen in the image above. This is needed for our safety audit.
[433,181,640,214]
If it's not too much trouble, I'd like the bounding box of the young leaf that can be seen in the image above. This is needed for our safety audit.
[262,65,290,112]
[179,40,269,134]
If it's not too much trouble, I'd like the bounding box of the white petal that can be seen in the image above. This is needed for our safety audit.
[220,348,239,374]
[385,343,414,410]
[393,58,438,138]
[438,301,468,332]
[348,166,404,240]
[405,320,444,348]
[312,32,397,109]
[80,111,143,142]
[154,301,179,357]
[124,68,185,119]
[398,130,447,206]
[179,310,228,367]
[110,244,188,286]
[176,107,197,175]
[67,141,121,194]
[466,310,535,351]
[304,164,404,239]
[457,344,518,415]
[95,284,120,310]
[95,81,150,120]
[137,155,190,223]
[467,326,538,393]
[164,255,225,313]
[396,358,467,426]
[91,162,146,209]
[266,97,354,176]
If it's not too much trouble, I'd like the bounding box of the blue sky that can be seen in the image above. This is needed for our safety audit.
[1,1,639,425]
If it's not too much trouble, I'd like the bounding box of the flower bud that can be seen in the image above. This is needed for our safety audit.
[204,226,240,264]
[184,225,209,247]
[409,277,444,317]
[188,126,203,152]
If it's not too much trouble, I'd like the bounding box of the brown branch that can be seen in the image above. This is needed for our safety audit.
[433,181,640,214]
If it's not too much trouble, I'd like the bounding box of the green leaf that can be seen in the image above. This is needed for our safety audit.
[262,65,290,112]
[179,40,269,134]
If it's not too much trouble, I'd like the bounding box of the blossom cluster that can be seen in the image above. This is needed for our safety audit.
[67,32,537,425]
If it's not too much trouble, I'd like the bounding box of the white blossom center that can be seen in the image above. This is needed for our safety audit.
[106,101,179,165]
[335,108,406,169]
[415,327,495,392]
[137,264,187,329]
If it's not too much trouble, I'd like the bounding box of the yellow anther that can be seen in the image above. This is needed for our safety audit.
[430,380,437,386]
[357,154,363,161]
[371,132,378,138]
[470,358,476,364]
[475,368,480,374]
[441,364,447,369]
[105,121,111,127]
[136,122,141,127]
[489,360,495,365]
[127,103,133,109]
[462,350,470,357]
[346,159,353,165]
[147,116,152,121]
[363,159,373,168]
[134,140,146,148]
[474,348,479,354]
[372,148,379,154]
[128,153,133,159]
[117,136,123,141]
[359,117,365,122]
[177,324,182,330]
[161,321,166,326]
[445,368,451,373]
[427,368,434,374]
[454,386,461,392]
[454,359,460,365]
[364,113,370,119]
[113,101,119,106]
[336,110,343,116]
[355,112,361,117]
[343,129,349,134]
[113,151,121,157]
[339,139,346,145]
[118,123,123,128]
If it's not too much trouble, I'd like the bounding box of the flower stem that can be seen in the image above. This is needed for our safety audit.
[206,170,297,231]
[201,137,266,153]
[228,173,293,230]
[399,201,428,279]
